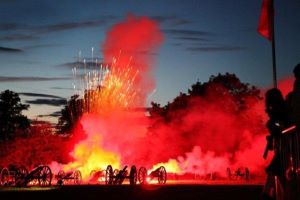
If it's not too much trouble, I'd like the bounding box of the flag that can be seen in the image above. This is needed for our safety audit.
[257,0,273,41]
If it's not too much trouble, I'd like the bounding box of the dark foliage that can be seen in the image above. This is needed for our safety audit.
[0,90,30,140]
[149,73,261,121]
[57,94,84,134]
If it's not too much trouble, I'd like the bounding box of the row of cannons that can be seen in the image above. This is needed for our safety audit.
[191,167,251,181]
[0,164,167,187]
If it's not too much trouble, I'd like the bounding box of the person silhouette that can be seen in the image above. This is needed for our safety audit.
[263,88,291,200]
[285,63,300,200]
[286,63,300,130]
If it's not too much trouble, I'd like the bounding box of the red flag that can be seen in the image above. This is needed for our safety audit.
[257,0,273,41]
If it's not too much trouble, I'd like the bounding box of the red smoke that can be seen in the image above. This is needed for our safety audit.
[1,14,296,182]
[68,15,296,179]
[278,76,295,97]
[102,14,163,105]
[119,84,269,176]
[0,121,71,169]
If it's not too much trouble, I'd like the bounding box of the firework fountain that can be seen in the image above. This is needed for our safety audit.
[62,14,165,180]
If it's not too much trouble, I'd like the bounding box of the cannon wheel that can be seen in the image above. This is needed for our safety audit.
[57,170,65,185]
[17,166,28,177]
[15,165,28,185]
[158,166,167,184]
[105,165,113,185]
[138,167,147,184]
[58,170,65,179]
[38,166,52,186]
[0,168,9,186]
[129,165,137,185]
[74,170,82,185]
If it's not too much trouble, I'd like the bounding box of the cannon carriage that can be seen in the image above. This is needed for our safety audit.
[89,169,106,183]
[226,167,250,180]
[0,165,28,186]
[105,165,137,185]
[16,165,52,187]
[0,165,52,187]
[56,170,82,185]
[138,166,167,184]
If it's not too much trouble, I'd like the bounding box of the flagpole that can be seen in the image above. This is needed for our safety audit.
[271,0,277,88]
[270,2,280,199]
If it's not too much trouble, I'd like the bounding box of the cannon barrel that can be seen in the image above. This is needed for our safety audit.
[121,166,128,173]
[149,168,160,177]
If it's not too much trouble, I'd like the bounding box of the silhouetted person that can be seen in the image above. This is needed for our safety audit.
[236,168,242,177]
[245,167,250,180]
[263,88,291,200]
[287,63,300,130]
[226,167,232,179]
[285,63,300,200]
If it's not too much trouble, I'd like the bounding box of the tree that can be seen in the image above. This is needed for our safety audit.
[57,86,103,134]
[57,94,83,134]
[149,73,261,120]
[0,90,30,140]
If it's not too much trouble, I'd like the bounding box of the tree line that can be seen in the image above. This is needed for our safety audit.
[0,73,262,141]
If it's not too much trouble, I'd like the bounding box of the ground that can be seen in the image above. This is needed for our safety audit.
[0,184,263,200]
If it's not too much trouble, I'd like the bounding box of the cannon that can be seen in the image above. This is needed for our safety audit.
[105,165,137,185]
[15,165,52,187]
[56,170,82,185]
[227,167,250,180]
[138,166,167,184]
[0,165,28,186]
[89,169,106,183]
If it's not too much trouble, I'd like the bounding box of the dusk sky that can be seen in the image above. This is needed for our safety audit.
[0,0,300,123]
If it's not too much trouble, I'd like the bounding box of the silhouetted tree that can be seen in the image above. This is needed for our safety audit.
[149,102,165,118]
[206,73,261,110]
[57,94,83,134]
[149,73,261,120]
[188,81,205,96]
[0,90,30,140]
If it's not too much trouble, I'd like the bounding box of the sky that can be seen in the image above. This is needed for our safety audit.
[0,0,300,123]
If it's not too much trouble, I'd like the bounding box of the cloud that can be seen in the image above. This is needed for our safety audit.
[0,76,71,82]
[163,28,214,45]
[37,111,62,118]
[171,43,183,47]
[186,45,246,52]
[164,28,245,53]
[35,20,105,34]
[172,19,192,26]
[23,92,67,107]
[0,23,20,30]
[0,34,38,41]
[175,37,210,42]
[0,46,22,53]
[0,23,31,31]
[164,29,213,37]
[23,44,65,50]
[151,16,192,26]
[19,92,64,99]
[0,19,107,41]
[151,15,177,23]
[50,87,73,90]
[58,60,107,69]
[26,98,66,106]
